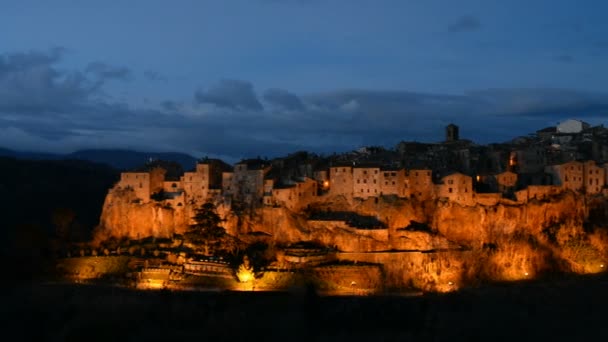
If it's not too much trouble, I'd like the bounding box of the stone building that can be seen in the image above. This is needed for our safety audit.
[116,167,165,202]
[270,177,318,211]
[446,123,459,142]
[510,146,547,173]
[329,165,353,197]
[583,160,605,194]
[408,169,434,200]
[353,166,381,199]
[557,119,590,134]
[380,168,407,197]
[436,172,474,205]
[546,161,584,192]
[227,159,271,205]
[181,159,231,204]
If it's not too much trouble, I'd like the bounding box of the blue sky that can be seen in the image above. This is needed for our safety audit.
[1,0,608,162]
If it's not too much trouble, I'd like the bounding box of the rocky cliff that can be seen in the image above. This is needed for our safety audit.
[94,187,608,288]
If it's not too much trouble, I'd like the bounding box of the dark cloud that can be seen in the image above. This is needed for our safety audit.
[160,100,181,112]
[1,50,607,162]
[448,15,481,33]
[144,70,168,83]
[263,88,305,111]
[0,49,94,113]
[195,79,263,111]
[85,62,132,82]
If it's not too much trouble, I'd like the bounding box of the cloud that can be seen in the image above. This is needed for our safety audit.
[85,62,132,81]
[144,70,168,83]
[195,79,263,111]
[0,49,95,113]
[1,50,607,163]
[263,88,305,111]
[448,15,481,33]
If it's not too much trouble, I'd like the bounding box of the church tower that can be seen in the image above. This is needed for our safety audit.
[446,123,459,142]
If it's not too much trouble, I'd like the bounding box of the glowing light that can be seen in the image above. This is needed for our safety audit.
[601,264,605,268]
[524,272,529,276]
[323,181,329,187]
[448,281,453,285]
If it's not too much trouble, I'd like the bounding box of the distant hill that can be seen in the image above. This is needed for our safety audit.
[0,148,198,170]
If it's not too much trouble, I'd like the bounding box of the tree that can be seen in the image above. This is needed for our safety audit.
[188,201,226,240]
[51,207,76,242]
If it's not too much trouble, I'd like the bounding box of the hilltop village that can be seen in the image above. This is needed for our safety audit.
[85,119,608,292]
[111,119,608,213]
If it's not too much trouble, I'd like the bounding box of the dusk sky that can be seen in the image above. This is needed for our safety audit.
[2,0,608,162]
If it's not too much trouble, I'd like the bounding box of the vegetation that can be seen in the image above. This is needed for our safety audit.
[187,201,226,240]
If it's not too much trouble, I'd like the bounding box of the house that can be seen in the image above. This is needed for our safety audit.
[557,119,590,134]
[408,169,433,200]
[328,165,353,197]
[353,165,381,199]
[436,172,474,205]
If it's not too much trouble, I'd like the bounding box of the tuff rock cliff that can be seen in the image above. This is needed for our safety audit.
[93,186,608,290]
[96,187,605,253]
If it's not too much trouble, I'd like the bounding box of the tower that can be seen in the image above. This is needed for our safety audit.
[446,123,459,142]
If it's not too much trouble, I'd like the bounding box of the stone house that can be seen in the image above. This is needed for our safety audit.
[116,167,165,202]
[329,165,353,197]
[380,168,407,197]
[408,169,433,200]
[353,166,381,199]
[583,160,605,194]
[436,172,474,205]
[546,161,584,192]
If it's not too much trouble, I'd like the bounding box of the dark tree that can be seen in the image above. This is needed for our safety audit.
[188,201,225,240]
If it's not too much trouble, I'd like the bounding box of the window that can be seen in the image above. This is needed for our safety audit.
[392,181,395,185]
[448,188,452,193]
[363,179,367,183]
[448,180,453,185]
[373,180,376,184]
[384,172,389,177]
[385,181,388,185]
[375,170,378,174]
[364,170,367,174]
[391,172,396,176]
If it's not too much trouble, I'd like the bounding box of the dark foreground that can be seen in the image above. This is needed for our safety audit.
[3,273,608,342]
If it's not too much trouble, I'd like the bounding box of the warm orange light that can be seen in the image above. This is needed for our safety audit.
[323,181,329,187]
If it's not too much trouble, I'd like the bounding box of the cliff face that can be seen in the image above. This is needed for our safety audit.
[95,188,189,241]
[94,187,608,289]
[96,189,593,249]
